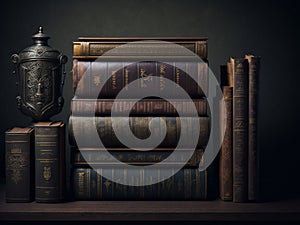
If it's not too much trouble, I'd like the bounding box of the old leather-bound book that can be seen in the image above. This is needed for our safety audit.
[5,127,34,202]
[34,121,65,203]
[231,57,249,203]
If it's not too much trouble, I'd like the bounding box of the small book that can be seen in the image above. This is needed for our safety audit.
[5,127,34,202]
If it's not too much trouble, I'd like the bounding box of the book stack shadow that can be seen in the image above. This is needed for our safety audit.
[69,38,218,200]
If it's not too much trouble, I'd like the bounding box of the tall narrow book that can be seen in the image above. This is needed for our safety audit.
[231,57,249,202]
[5,127,34,202]
[219,86,233,201]
[35,121,65,203]
[246,54,261,201]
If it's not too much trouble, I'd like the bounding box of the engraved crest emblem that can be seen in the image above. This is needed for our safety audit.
[43,166,52,181]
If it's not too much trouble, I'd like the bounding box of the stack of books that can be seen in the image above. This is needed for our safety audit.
[69,37,216,200]
[219,55,261,202]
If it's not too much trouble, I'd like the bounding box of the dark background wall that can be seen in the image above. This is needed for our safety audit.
[0,0,299,200]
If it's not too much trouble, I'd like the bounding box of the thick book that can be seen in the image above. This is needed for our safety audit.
[72,60,208,98]
[231,57,249,203]
[5,127,34,202]
[219,86,233,201]
[69,116,210,148]
[71,147,204,168]
[34,121,65,203]
[71,98,207,116]
[72,167,211,200]
[73,37,208,60]
[246,54,261,201]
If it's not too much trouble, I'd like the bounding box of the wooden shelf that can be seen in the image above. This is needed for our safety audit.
[1,186,300,222]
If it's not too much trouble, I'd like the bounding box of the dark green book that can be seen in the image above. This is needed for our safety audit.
[72,167,214,200]
[35,121,65,203]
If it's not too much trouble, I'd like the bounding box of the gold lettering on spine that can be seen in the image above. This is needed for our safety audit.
[112,71,117,90]
[93,76,101,86]
[125,68,129,90]
[43,166,51,181]
[140,68,152,88]
[159,64,165,90]
[175,67,180,87]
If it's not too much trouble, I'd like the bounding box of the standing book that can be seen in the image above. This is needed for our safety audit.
[246,54,261,201]
[231,57,249,203]
[5,127,34,202]
[34,121,65,203]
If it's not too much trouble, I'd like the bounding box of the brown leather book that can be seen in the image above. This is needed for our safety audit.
[73,37,208,60]
[71,147,203,168]
[231,57,249,203]
[72,61,208,99]
[69,116,210,148]
[5,127,34,202]
[71,98,207,116]
[219,86,233,201]
[34,121,65,203]
[245,54,261,201]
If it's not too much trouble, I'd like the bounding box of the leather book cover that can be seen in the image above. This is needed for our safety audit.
[69,116,210,148]
[219,86,233,201]
[245,54,261,201]
[5,127,34,202]
[73,37,208,60]
[231,57,249,203]
[34,121,65,203]
[72,61,208,99]
[71,98,207,116]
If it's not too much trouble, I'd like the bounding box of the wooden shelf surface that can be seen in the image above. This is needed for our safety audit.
[1,186,300,222]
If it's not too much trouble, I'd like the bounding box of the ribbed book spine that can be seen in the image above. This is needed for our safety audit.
[246,54,260,201]
[5,128,34,202]
[73,39,208,60]
[231,58,249,202]
[72,168,208,200]
[220,86,233,201]
[71,148,203,168]
[72,61,208,98]
[69,116,210,148]
[35,122,65,203]
[71,99,207,116]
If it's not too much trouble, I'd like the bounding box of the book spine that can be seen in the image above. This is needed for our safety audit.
[5,130,34,202]
[220,86,233,201]
[69,116,210,148]
[72,168,207,200]
[232,58,249,202]
[72,61,207,98]
[35,124,65,203]
[72,60,91,98]
[71,99,207,116]
[246,55,260,201]
[71,148,203,168]
[73,41,207,60]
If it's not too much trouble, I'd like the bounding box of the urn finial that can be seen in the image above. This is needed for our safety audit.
[32,26,50,45]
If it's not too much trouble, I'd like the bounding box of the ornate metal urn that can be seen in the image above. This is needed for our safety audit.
[11,27,68,121]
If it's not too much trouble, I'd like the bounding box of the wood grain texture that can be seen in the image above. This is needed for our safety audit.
[0,185,300,221]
